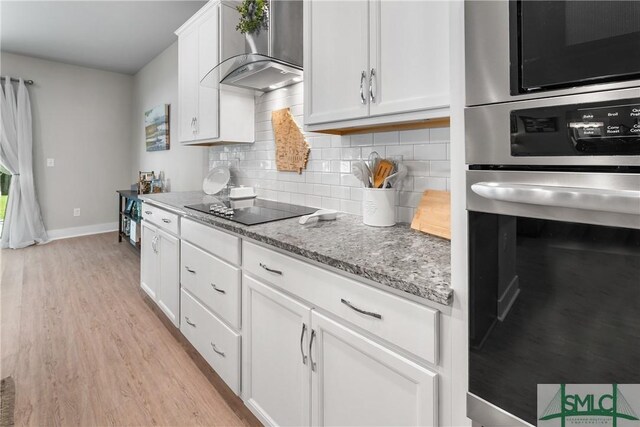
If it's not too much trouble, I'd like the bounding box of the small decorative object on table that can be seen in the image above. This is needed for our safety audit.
[138,171,154,194]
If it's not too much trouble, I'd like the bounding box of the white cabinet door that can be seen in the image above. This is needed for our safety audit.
[369,0,449,117]
[140,221,158,300]
[310,311,438,427]
[157,229,180,327]
[243,274,311,427]
[197,5,220,140]
[178,25,199,142]
[304,0,370,125]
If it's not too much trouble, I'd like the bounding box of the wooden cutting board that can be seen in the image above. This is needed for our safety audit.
[411,190,451,240]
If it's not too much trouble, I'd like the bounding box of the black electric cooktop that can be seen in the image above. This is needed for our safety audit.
[185,198,317,226]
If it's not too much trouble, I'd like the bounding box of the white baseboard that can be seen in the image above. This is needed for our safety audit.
[47,222,118,241]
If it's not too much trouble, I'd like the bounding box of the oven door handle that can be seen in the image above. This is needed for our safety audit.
[471,182,640,215]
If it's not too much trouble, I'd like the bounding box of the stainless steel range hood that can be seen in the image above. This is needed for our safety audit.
[201,0,303,93]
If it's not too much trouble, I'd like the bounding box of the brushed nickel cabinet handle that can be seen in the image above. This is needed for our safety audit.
[185,266,196,274]
[210,342,225,357]
[309,329,317,372]
[145,210,152,215]
[300,323,308,365]
[359,70,367,105]
[162,218,171,223]
[369,68,376,103]
[259,263,283,275]
[340,298,382,320]
[211,283,226,294]
[185,317,196,327]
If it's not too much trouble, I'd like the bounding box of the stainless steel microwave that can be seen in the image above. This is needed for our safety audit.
[466,0,640,107]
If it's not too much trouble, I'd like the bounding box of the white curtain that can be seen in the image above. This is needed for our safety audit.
[0,77,48,248]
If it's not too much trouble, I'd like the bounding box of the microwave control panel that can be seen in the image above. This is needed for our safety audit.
[511,98,640,156]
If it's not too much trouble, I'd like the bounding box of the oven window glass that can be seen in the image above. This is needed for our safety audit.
[513,0,640,93]
[469,212,640,424]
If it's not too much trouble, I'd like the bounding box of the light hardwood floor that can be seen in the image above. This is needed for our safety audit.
[1,232,255,426]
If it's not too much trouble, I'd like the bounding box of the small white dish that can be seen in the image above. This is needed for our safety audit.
[229,186,256,200]
[203,166,230,195]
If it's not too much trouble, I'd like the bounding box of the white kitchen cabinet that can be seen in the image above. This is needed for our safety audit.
[242,274,311,427]
[157,229,180,326]
[176,1,254,145]
[242,271,439,427]
[310,311,438,427]
[304,0,369,125]
[141,221,158,300]
[304,0,450,132]
[140,215,180,327]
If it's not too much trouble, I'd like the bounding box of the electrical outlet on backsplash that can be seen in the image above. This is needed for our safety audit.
[207,83,450,224]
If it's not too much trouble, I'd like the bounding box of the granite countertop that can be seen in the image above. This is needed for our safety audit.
[140,191,452,306]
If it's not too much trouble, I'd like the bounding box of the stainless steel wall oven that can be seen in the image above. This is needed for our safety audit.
[465,2,640,425]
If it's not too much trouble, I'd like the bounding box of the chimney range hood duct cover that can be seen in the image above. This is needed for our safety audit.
[201,0,303,93]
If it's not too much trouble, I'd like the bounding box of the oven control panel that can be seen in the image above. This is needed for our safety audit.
[511,98,640,156]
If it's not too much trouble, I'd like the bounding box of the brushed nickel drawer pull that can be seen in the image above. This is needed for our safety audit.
[210,342,225,357]
[145,210,152,215]
[259,263,283,275]
[211,283,226,294]
[340,299,383,320]
[309,329,317,372]
[300,323,308,365]
[162,218,171,223]
[185,266,196,274]
[185,317,196,327]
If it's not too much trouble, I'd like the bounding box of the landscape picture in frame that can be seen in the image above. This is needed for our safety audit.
[145,104,170,151]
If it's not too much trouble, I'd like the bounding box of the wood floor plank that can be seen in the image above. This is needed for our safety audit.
[1,232,254,426]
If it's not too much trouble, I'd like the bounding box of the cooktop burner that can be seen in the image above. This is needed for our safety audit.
[185,198,317,226]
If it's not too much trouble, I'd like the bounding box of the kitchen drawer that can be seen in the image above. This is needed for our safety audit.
[243,241,439,365]
[181,218,240,266]
[181,241,241,329]
[180,289,241,394]
[142,203,179,235]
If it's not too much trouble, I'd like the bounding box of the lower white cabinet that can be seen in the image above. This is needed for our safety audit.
[311,311,438,427]
[181,289,241,394]
[140,220,180,327]
[242,273,438,427]
[242,274,312,427]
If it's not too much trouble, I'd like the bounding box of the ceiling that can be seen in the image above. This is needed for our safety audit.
[0,1,207,75]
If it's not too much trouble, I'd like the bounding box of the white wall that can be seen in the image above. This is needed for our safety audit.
[0,52,133,235]
[208,83,451,223]
[130,42,207,192]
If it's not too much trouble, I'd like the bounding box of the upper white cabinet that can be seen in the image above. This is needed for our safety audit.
[304,0,450,132]
[176,1,255,145]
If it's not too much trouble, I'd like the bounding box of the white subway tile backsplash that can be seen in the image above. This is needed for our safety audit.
[313,184,332,197]
[374,131,399,145]
[321,197,341,211]
[341,147,361,160]
[386,144,414,159]
[399,128,430,145]
[350,134,373,146]
[331,185,351,200]
[414,176,448,191]
[430,127,450,144]
[430,160,451,177]
[208,82,450,217]
[321,173,340,185]
[415,143,448,161]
